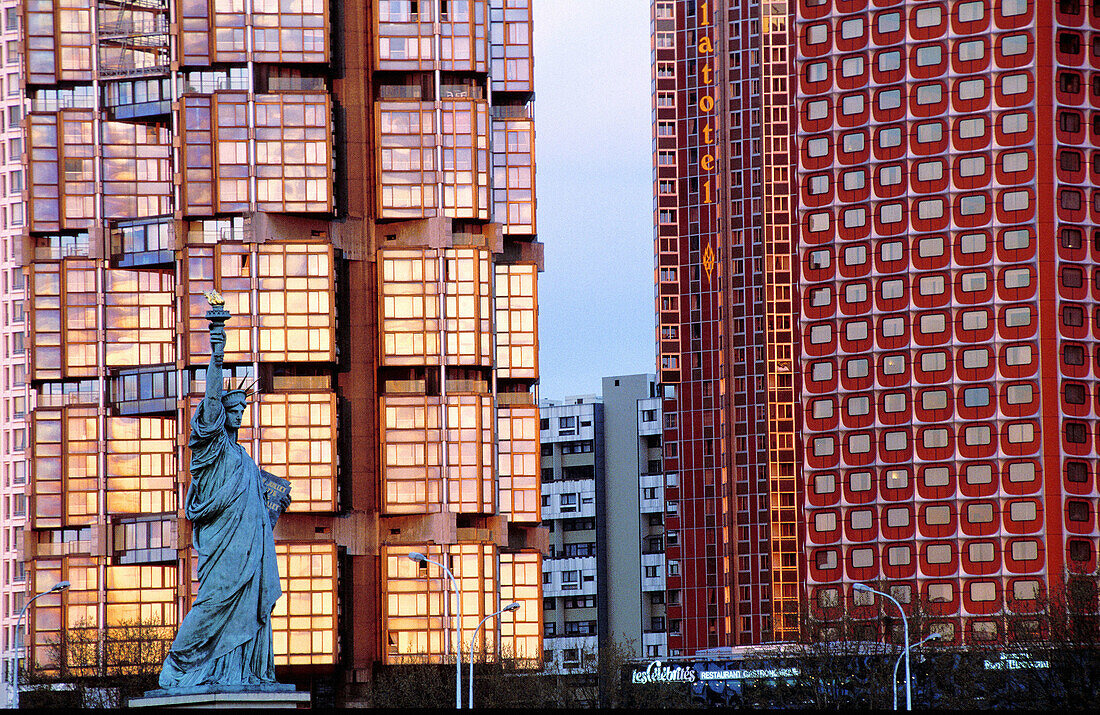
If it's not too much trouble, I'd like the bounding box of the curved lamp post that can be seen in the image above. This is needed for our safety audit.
[892,632,940,710]
[468,602,520,708]
[12,581,70,709]
[408,552,462,709]
[853,582,911,710]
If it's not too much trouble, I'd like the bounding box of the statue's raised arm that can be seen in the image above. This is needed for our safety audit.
[203,289,228,404]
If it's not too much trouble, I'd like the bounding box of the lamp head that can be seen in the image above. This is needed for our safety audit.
[408,551,428,564]
[852,582,871,592]
[503,602,521,612]
[51,581,71,593]
[928,632,942,641]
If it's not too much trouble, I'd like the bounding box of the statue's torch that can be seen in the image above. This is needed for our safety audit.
[203,289,231,332]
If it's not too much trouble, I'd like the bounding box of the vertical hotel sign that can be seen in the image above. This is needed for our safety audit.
[698,2,717,282]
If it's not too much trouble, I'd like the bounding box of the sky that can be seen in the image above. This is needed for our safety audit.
[532,1,654,400]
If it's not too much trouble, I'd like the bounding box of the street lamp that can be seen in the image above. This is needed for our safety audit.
[853,582,912,711]
[12,581,70,709]
[892,632,940,710]
[408,552,463,709]
[468,602,520,708]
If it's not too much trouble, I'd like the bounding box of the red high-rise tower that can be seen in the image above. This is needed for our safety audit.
[656,0,1100,653]
[653,0,802,654]
[799,0,1099,645]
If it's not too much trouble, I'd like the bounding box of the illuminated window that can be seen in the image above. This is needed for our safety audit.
[877,12,900,33]
[498,405,540,523]
[916,84,942,105]
[812,400,834,419]
[1001,73,1029,95]
[809,324,832,344]
[969,542,995,562]
[877,88,901,110]
[882,355,905,374]
[915,6,941,27]
[916,45,942,67]
[877,51,900,72]
[850,548,874,568]
[841,95,864,116]
[840,56,864,77]
[880,279,903,300]
[919,275,945,296]
[1011,541,1039,561]
[106,417,176,514]
[843,207,866,227]
[964,425,990,446]
[879,203,902,224]
[1006,384,1032,405]
[959,156,986,177]
[925,505,950,525]
[919,314,946,334]
[806,99,828,120]
[879,165,902,186]
[923,429,948,449]
[1005,307,1031,327]
[959,194,987,215]
[1004,111,1029,134]
[917,161,943,182]
[814,512,836,532]
[961,273,986,292]
[958,40,984,61]
[1005,344,1031,366]
[1003,190,1029,211]
[884,432,907,452]
[916,121,942,143]
[922,390,947,410]
[806,136,829,157]
[926,545,952,564]
[961,310,988,331]
[843,169,865,190]
[810,361,833,381]
[1013,581,1039,600]
[270,542,337,666]
[839,17,863,39]
[846,396,869,415]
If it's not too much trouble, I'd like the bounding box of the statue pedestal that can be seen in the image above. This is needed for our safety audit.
[129,684,310,710]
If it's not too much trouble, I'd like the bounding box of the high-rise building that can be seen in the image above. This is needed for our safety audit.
[539,394,602,668]
[652,0,801,654]
[1,0,27,704]
[655,0,1100,653]
[539,374,667,669]
[20,0,542,697]
[600,374,668,661]
[797,0,1099,645]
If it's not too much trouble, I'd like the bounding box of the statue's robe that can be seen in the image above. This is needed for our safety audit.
[159,396,282,688]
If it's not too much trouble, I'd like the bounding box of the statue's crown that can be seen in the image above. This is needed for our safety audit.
[222,375,258,402]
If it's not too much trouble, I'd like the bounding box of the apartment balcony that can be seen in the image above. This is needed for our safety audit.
[641,552,666,593]
[542,556,596,598]
[110,364,176,416]
[110,217,174,268]
[640,473,663,513]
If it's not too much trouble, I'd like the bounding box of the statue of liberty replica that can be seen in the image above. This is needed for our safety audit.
[156,292,293,690]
